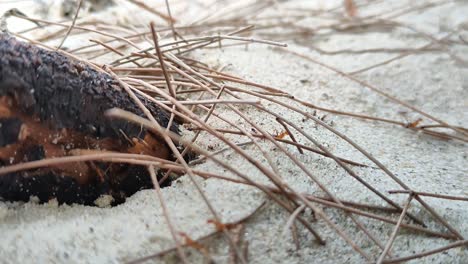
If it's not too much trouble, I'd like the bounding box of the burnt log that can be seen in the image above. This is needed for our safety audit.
[0,33,177,206]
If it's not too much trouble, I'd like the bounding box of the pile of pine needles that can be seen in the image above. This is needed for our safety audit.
[1,0,467,263]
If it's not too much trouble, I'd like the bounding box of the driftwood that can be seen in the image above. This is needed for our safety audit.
[0,33,178,205]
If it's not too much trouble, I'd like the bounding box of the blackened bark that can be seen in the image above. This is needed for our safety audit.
[0,117,22,147]
[0,33,177,139]
[0,33,178,206]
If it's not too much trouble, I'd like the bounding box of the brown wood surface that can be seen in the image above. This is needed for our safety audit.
[0,34,177,205]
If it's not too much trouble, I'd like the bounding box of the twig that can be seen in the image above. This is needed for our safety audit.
[164,0,177,40]
[150,22,176,98]
[276,117,304,154]
[383,240,468,263]
[376,194,414,263]
[282,204,306,238]
[56,0,83,50]
[148,165,189,263]
[126,0,176,23]
[388,190,468,201]
[159,99,260,105]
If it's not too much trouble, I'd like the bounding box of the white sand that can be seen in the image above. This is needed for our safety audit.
[0,0,467,263]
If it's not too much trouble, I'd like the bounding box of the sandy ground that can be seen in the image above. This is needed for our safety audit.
[0,0,467,263]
